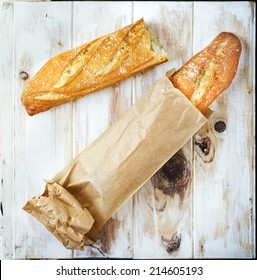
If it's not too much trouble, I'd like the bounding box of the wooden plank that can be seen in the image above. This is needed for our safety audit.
[252,2,256,258]
[12,2,73,259]
[133,2,194,258]
[193,2,255,258]
[0,1,14,259]
[71,1,134,258]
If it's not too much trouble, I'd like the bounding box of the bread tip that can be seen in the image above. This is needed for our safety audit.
[217,31,242,50]
[21,96,37,116]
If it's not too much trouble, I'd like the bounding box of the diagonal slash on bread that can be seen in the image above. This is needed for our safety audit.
[170,32,242,112]
[21,18,168,116]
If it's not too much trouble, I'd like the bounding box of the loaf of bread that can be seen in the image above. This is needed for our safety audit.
[170,32,242,112]
[21,19,168,115]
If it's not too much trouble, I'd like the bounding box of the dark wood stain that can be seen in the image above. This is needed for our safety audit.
[151,149,191,200]
[97,217,121,255]
[198,236,206,256]
[161,232,181,254]
[89,244,106,257]
[194,111,217,163]
[195,136,211,156]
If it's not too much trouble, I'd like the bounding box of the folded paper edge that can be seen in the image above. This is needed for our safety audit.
[23,181,95,250]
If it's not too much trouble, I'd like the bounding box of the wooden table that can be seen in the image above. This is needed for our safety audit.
[0,1,255,259]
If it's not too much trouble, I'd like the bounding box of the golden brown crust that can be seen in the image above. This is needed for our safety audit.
[170,32,242,112]
[21,19,168,116]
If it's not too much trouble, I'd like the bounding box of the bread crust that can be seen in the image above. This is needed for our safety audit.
[21,19,168,115]
[170,32,242,112]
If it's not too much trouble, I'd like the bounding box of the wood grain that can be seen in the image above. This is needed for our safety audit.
[71,2,134,259]
[0,2,14,259]
[193,2,255,258]
[12,2,73,258]
[133,2,194,258]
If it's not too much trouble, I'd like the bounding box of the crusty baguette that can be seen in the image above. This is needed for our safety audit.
[170,32,242,112]
[21,19,168,116]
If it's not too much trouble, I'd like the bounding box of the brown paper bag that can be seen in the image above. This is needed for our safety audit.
[23,75,207,250]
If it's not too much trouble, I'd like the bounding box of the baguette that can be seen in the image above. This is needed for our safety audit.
[170,32,242,112]
[21,19,168,116]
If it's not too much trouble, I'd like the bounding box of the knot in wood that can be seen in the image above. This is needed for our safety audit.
[151,150,191,196]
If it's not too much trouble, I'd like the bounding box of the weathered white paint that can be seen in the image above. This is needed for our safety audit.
[12,2,73,259]
[0,1,255,259]
[0,1,15,259]
[133,1,194,259]
[71,1,134,259]
[193,1,255,258]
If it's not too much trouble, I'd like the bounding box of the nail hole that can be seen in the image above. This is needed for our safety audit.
[19,71,29,80]
[214,121,226,133]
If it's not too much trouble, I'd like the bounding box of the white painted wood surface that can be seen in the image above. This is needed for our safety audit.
[193,2,255,258]
[0,1,255,259]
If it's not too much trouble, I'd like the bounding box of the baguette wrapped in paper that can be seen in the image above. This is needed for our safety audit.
[23,73,207,250]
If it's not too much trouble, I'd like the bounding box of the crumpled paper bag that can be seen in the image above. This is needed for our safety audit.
[23,73,207,250]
